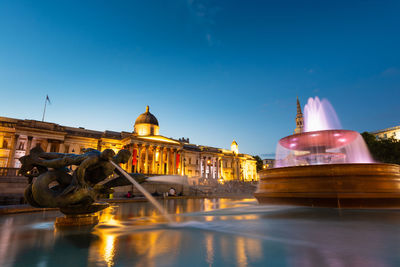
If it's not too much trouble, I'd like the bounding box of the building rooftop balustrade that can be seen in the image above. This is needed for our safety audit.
[0,167,22,177]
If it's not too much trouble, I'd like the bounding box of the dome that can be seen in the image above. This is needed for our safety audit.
[135,106,159,126]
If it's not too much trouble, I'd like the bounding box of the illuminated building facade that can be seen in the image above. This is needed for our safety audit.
[371,126,400,140]
[262,159,275,169]
[0,106,257,182]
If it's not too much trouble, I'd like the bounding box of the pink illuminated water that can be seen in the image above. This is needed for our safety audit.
[304,97,342,132]
[275,97,374,167]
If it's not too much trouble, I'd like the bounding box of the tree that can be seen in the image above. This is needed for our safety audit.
[361,132,400,165]
[253,155,263,171]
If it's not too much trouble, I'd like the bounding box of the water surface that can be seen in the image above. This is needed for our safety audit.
[1,198,400,266]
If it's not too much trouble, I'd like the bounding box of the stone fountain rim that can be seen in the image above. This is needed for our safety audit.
[259,163,400,177]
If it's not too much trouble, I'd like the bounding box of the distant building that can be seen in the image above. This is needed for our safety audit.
[0,106,257,182]
[262,159,275,169]
[371,126,400,140]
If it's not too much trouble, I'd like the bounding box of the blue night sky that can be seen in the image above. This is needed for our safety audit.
[1,0,400,156]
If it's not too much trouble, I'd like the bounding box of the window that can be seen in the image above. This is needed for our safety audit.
[2,140,8,149]
[189,157,192,164]
[18,142,25,150]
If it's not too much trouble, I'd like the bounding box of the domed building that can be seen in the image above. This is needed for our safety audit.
[134,106,159,136]
[0,107,258,185]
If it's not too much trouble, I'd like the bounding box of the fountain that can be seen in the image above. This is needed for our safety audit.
[4,104,400,265]
[255,97,400,208]
[19,147,174,227]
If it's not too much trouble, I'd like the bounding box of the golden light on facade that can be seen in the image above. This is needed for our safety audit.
[138,135,180,144]
[0,111,258,181]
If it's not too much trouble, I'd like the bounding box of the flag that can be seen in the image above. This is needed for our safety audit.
[176,153,180,169]
[132,149,137,165]
[46,95,51,104]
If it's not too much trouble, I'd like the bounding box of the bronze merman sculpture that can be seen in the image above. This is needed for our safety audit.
[19,146,146,226]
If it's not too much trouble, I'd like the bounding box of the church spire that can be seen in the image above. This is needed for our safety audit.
[294,96,304,134]
[296,96,302,116]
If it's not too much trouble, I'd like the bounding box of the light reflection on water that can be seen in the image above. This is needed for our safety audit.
[1,198,400,266]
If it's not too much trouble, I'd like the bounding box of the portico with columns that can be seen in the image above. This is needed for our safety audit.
[0,107,258,182]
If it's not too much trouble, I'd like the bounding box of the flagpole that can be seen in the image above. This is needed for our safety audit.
[42,96,48,122]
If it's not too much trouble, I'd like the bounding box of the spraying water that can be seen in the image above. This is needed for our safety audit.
[110,161,174,223]
[147,175,188,184]
[275,96,374,167]
[303,97,342,132]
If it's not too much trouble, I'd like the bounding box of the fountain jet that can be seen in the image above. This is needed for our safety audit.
[275,97,373,167]
[255,96,400,208]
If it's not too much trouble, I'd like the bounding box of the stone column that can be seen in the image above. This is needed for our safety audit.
[202,157,205,178]
[97,140,102,151]
[204,157,207,178]
[207,158,211,179]
[216,158,219,179]
[25,136,33,155]
[46,139,52,152]
[211,158,214,179]
[198,154,201,176]
[9,134,19,168]
[220,158,224,178]
[0,135,3,149]
[233,159,237,180]
[159,147,164,174]
[173,149,177,175]
[166,148,170,174]
[152,146,156,174]
[127,144,133,173]
[213,157,216,179]
[180,151,184,175]
[236,159,240,181]
[145,145,149,174]
[137,145,142,173]
[58,142,64,153]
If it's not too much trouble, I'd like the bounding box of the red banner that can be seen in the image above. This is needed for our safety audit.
[176,153,180,169]
[132,149,137,165]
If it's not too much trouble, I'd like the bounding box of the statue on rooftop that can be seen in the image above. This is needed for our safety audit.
[19,146,146,215]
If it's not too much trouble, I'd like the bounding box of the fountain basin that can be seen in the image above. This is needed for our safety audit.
[254,163,400,208]
[279,129,359,151]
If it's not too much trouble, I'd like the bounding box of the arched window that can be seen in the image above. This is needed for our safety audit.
[2,140,8,149]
